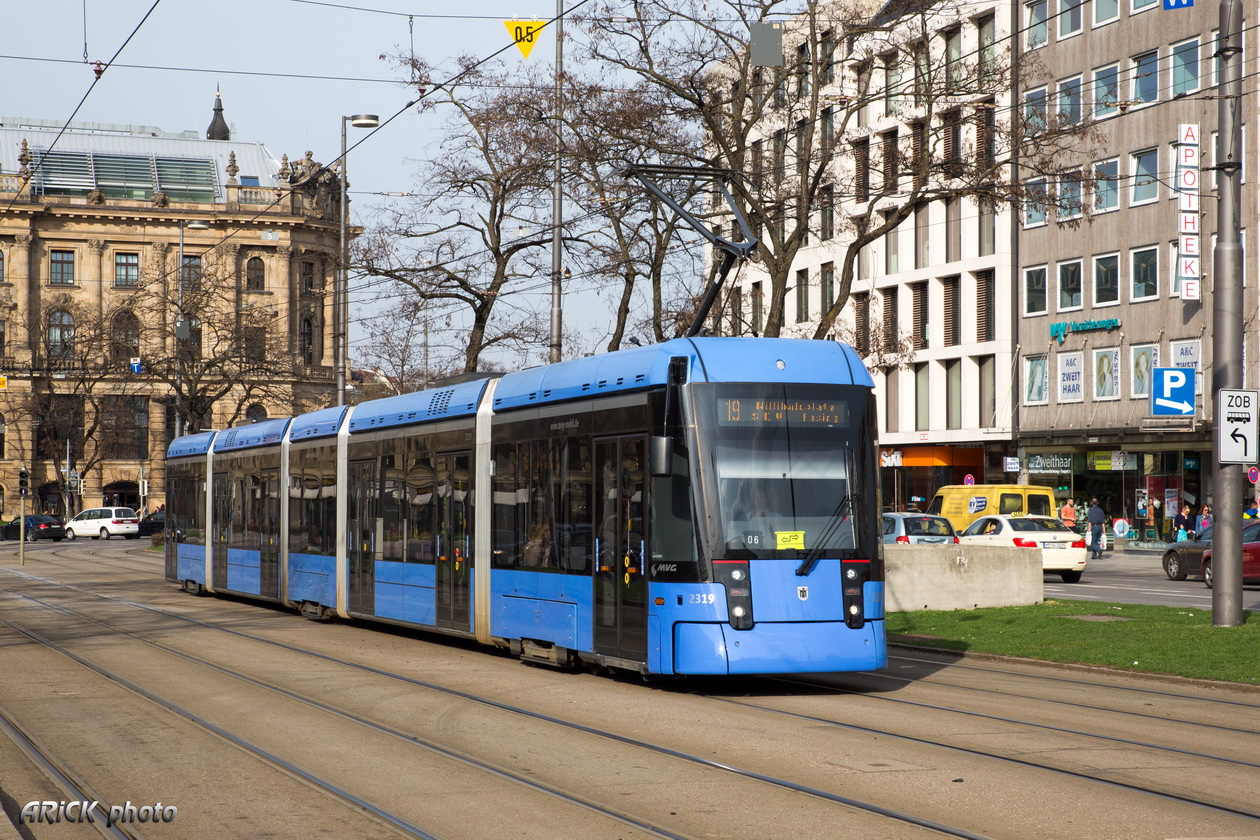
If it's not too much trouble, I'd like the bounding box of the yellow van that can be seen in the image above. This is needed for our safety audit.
[926,485,1058,533]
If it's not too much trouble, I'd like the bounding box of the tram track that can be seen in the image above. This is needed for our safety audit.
[0,571,999,840]
[0,705,149,840]
[6,556,1259,838]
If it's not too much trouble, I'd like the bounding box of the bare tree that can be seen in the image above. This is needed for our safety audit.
[581,0,1098,339]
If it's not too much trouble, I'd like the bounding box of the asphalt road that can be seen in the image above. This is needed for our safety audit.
[1044,547,1260,612]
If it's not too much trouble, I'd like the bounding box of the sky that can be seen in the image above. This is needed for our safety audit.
[3,0,613,366]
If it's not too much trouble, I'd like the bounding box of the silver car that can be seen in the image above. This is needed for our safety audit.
[883,512,958,545]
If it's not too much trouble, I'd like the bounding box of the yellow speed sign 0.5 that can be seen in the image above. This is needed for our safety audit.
[504,20,544,58]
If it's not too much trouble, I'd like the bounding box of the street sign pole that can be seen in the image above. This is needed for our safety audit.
[1212,0,1245,626]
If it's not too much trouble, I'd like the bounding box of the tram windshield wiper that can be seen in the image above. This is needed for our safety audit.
[795,493,855,576]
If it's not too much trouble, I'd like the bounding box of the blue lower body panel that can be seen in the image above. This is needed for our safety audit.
[491,570,592,650]
[673,619,886,675]
[226,548,261,595]
[375,561,436,625]
[289,553,335,605]
[177,544,206,584]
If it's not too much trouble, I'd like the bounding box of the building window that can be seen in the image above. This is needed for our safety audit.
[1132,0,1158,11]
[301,261,317,294]
[911,282,928,350]
[299,318,316,364]
[246,257,265,291]
[110,311,141,365]
[884,212,900,274]
[1026,0,1048,49]
[883,53,902,117]
[0,320,6,356]
[0,413,5,460]
[114,252,140,287]
[178,316,202,362]
[1057,77,1082,125]
[977,15,997,84]
[885,367,900,433]
[1094,254,1119,305]
[180,254,201,289]
[1024,87,1047,135]
[1132,246,1159,300]
[100,396,149,460]
[1172,39,1200,96]
[945,198,960,262]
[915,203,929,269]
[751,282,764,334]
[882,289,898,352]
[243,326,267,365]
[915,362,930,430]
[1131,149,1159,204]
[1059,260,1083,310]
[1094,0,1118,25]
[1093,159,1119,211]
[881,129,898,192]
[1024,355,1049,405]
[1059,170,1082,220]
[1131,344,1159,397]
[979,198,996,256]
[1059,0,1081,37]
[819,29,835,85]
[978,355,996,426]
[820,186,834,240]
[853,139,869,202]
[943,276,960,346]
[47,310,75,358]
[853,292,869,355]
[1025,179,1047,227]
[0,249,5,280]
[246,403,268,424]
[943,27,962,92]
[1132,51,1159,105]
[977,270,996,341]
[1024,266,1048,315]
[1093,64,1120,118]
[795,270,809,323]
[1094,348,1120,400]
[821,262,835,310]
[946,359,962,430]
[941,110,962,175]
[795,41,810,98]
[50,250,75,285]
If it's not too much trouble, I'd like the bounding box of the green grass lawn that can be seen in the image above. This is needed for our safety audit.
[886,600,1260,686]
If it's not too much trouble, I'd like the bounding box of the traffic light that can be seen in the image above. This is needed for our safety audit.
[18,469,28,495]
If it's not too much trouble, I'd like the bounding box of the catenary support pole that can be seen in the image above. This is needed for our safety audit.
[1212,0,1244,627]
[549,0,565,364]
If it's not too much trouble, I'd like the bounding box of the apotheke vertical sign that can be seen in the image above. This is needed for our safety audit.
[1176,123,1201,301]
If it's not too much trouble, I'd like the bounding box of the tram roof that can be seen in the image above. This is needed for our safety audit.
[491,337,872,411]
[348,377,492,434]
[289,405,349,443]
[166,430,218,459]
[212,417,292,453]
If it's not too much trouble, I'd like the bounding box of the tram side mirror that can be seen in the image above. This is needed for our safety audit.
[649,435,671,477]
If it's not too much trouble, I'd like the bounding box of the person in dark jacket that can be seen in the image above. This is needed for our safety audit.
[1086,499,1106,559]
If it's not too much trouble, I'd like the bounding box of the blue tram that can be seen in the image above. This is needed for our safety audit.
[164,338,886,675]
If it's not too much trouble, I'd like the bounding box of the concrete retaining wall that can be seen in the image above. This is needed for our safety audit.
[884,545,1044,612]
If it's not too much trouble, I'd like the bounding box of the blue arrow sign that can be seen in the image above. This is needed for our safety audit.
[1152,367,1195,415]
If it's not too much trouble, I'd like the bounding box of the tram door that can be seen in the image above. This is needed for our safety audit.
[210,472,231,590]
[259,469,280,598]
[347,460,377,614]
[593,438,647,662]
[434,452,472,630]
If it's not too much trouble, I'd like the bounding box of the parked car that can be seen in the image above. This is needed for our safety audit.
[882,512,958,545]
[1200,525,1260,588]
[0,514,66,542]
[957,514,1087,582]
[138,510,166,537]
[926,484,1057,533]
[1162,520,1260,581]
[65,507,141,540]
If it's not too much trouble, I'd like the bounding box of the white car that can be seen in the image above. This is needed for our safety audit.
[957,514,1088,582]
[65,507,141,541]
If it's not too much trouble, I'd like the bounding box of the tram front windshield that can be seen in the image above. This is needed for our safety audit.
[692,383,873,560]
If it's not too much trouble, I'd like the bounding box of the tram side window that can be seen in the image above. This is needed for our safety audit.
[289,451,336,556]
[405,447,437,564]
[492,442,524,568]
[380,447,406,562]
[557,438,593,575]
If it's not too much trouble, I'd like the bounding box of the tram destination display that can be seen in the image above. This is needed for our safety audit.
[717,397,850,427]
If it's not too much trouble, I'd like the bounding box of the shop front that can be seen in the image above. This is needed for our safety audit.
[879,445,985,512]
[1025,448,1210,547]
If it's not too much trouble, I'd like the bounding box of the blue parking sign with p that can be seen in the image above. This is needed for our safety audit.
[1152,367,1195,415]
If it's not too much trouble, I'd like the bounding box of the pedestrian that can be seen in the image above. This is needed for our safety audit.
[1173,503,1194,536]
[1197,504,1212,532]
[1086,498,1106,559]
[1059,498,1077,531]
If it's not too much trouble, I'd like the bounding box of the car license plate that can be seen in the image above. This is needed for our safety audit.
[1043,541,1065,549]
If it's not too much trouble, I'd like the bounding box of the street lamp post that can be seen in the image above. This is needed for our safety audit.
[338,114,379,406]
[175,219,210,438]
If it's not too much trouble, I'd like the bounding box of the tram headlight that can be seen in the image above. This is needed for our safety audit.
[845,567,858,580]
[732,605,746,618]
[849,605,860,616]
[731,568,745,581]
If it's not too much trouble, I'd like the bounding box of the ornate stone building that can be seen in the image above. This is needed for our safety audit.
[0,98,349,516]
